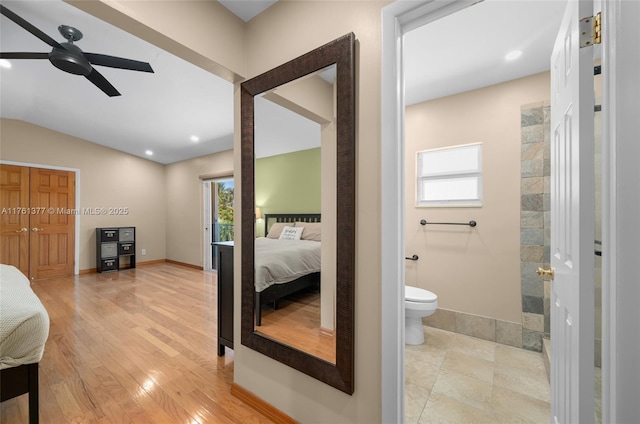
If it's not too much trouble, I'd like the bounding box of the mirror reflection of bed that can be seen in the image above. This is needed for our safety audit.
[253,66,337,364]
[253,214,335,364]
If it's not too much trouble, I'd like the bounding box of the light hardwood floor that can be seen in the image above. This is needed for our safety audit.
[0,263,272,424]
[256,290,336,363]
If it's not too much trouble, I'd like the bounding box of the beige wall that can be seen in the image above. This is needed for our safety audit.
[264,73,334,124]
[0,119,234,270]
[0,118,167,270]
[237,1,389,422]
[23,1,389,421]
[405,72,550,323]
[67,0,246,83]
[164,151,233,266]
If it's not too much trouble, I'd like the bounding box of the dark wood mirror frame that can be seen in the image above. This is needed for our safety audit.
[240,33,355,394]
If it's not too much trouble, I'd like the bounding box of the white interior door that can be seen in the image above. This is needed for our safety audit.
[550,0,596,422]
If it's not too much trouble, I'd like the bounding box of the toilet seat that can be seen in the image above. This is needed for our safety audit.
[405,286,437,303]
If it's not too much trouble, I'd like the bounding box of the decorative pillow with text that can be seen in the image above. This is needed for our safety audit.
[279,226,304,241]
[267,222,291,239]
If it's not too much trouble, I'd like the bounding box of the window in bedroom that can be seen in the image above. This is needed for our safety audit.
[210,178,234,271]
[416,142,482,207]
[214,179,235,243]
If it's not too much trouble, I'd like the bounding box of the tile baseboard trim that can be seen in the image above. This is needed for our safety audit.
[423,308,524,349]
[542,338,551,381]
[231,383,299,424]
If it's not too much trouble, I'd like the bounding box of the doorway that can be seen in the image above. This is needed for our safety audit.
[382,0,603,422]
[203,177,234,271]
[382,1,640,422]
[402,14,558,424]
[0,164,76,279]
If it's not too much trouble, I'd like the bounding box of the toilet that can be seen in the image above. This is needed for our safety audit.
[405,285,438,345]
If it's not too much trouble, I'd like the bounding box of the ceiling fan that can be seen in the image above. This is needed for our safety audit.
[0,4,154,97]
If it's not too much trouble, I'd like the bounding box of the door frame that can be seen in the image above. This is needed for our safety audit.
[203,180,213,271]
[0,160,81,275]
[381,1,478,421]
[600,0,640,421]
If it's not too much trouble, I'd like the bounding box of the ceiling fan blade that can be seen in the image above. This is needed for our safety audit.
[0,52,49,60]
[0,5,63,49]
[85,67,121,97]
[84,53,154,73]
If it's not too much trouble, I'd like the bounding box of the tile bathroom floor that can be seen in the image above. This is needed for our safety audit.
[405,326,550,423]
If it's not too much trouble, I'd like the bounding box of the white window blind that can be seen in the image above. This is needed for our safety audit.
[416,143,482,207]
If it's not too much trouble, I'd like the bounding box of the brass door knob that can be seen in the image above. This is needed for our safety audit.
[536,267,555,280]
[15,227,28,233]
[31,227,44,232]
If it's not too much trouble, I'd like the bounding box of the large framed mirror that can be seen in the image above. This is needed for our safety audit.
[240,33,355,394]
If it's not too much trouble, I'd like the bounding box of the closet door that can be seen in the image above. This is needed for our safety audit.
[0,165,75,279]
[29,168,75,279]
[0,165,30,274]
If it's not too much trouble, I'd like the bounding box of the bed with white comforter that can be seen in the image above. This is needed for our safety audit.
[1,264,50,422]
[0,264,49,369]
[254,237,321,292]
[253,237,321,326]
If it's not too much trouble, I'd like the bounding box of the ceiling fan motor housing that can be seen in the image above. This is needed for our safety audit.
[58,25,83,42]
[48,42,92,76]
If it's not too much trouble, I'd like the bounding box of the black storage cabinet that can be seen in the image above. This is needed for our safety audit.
[96,227,136,272]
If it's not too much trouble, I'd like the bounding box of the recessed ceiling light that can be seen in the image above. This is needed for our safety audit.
[145,150,153,156]
[505,50,523,61]
[190,135,200,142]
[0,59,12,69]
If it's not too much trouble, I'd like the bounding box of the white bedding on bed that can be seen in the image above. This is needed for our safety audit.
[0,264,50,369]
[255,237,321,293]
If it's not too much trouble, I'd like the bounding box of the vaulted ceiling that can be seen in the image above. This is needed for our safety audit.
[0,0,565,164]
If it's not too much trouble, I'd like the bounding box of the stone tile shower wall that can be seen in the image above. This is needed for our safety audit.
[520,101,551,352]
[422,101,552,351]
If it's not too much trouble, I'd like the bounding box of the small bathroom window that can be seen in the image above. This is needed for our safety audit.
[416,142,482,207]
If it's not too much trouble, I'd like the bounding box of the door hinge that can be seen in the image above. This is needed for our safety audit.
[580,12,602,48]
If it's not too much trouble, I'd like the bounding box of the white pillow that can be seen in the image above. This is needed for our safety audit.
[295,221,321,241]
[279,226,304,241]
[267,222,291,239]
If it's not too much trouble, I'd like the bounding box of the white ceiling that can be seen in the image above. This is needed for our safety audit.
[404,0,566,105]
[0,0,234,165]
[218,0,278,22]
[0,0,565,165]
